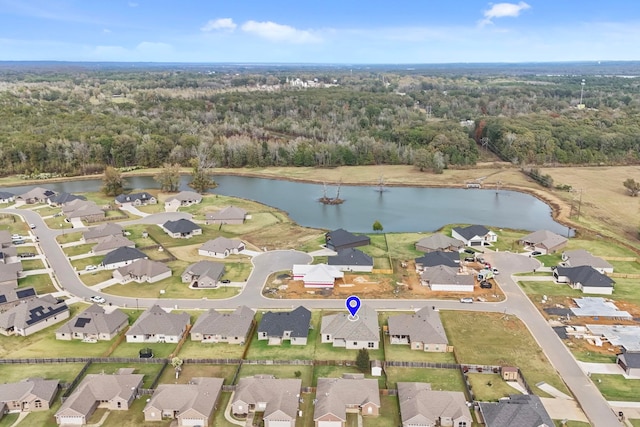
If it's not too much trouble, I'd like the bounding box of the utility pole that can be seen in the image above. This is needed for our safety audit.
[576,189,584,220]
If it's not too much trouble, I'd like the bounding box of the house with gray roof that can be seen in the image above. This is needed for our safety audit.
[0,230,11,247]
[91,234,135,256]
[325,228,370,251]
[415,251,459,270]
[126,305,190,343]
[0,295,69,337]
[478,395,554,427]
[314,376,380,426]
[0,263,22,287]
[519,230,568,254]
[0,246,18,265]
[144,377,224,426]
[451,225,497,247]
[328,248,374,272]
[321,304,379,349]
[162,218,202,238]
[115,191,156,206]
[61,199,106,222]
[206,206,247,225]
[16,187,55,204]
[0,378,59,413]
[562,249,614,274]
[55,370,143,425]
[112,259,171,284]
[101,247,147,270]
[191,306,254,344]
[420,265,475,292]
[0,284,36,311]
[257,306,311,345]
[198,237,245,258]
[553,265,615,295]
[164,190,203,208]
[47,192,86,207]
[415,233,464,253]
[232,375,301,427]
[397,382,470,427]
[617,348,640,377]
[388,307,449,352]
[181,261,225,288]
[82,223,123,243]
[56,304,128,342]
[0,191,14,204]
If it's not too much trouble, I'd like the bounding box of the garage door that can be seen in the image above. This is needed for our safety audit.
[58,416,84,425]
[267,421,294,427]
[180,418,205,426]
[317,421,342,427]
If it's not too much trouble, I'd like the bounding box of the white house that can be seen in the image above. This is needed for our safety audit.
[126,305,190,343]
[198,237,245,258]
[420,265,475,292]
[451,225,497,247]
[292,264,344,288]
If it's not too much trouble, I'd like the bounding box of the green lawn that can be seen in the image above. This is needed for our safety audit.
[536,254,563,267]
[157,363,238,385]
[238,364,314,387]
[109,341,178,359]
[466,373,520,401]
[20,258,45,270]
[609,278,640,306]
[313,365,386,389]
[71,255,103,270]
[440,311,569,396]
[297,233,327,253]
[363,395,401,427]
[144,223,220,248]
[0,413,20,427]
[591,374,640,402]
[383,232,425,261]
[0,363,83,383]
[219,211,282,234]
[178,339,247,359]
[213,392,238,427]
[56,231,82,244]
[517,281,582,297]
[385,367,465,391]
[629,420,640,427]
[0,213,29,234]
[32,206,62,217]
[314,336,385,363]
[18,273,57,294]
[80,269,113,286]
[245,311,319,360]
[382,335,456,363]
[565,238,638,258]
[136,203,166,214]
[62,243,94,257]
[44,216,74,230]
[83,363,166,388]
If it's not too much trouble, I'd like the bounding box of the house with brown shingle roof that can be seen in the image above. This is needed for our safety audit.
[562,249,614,274]
[518,230,568,254]
[191,306,254,344]
[0,295,69,337]
[420,265,475,292]
[321,304,379,350]
[199,237,246,258]
[415,233,464,253]
[61,199,105,222]
[112,259,171,284]
[205,206,247,225]
[164,191,203,208]
[55,370,143,425]
[91,235,135,256]
[126,305,189,343]
[0,378,59,413]
[388,307,449,352]
[82,223,124,244]
[16,187,55,204]
[314,375,380,427]
[397,382,471,427]
[143,377,223,426]
[55,304,128,341]
[232,375,301,427]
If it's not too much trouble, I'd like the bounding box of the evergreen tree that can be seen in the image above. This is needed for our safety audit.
[356,348,370,373]
[188,159,217,194]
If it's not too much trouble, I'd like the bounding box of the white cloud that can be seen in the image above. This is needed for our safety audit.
[479,2,531,27]
[201,18,237,32]
[241,20,321,43]
[128,2,138,7]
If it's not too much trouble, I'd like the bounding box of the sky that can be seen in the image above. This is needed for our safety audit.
[1,0,639,63]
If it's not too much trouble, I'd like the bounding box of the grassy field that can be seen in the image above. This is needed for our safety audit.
[157,363,238,385]
[385,366,465,391]
[591,374,640,402]
[0,363,83,383]
[0,413,20,427]
[56,231,82,244]
[466,373,519,401]
[312,364,386,389]
[517,281,582,298]
[109,341,178,359]
[101,273,240,300]
[20,258,45,271]
[18,274,56,295]
[62,243,93,257]
[0,213,29,235]
[238,364,314,387]
[80,269,113,286]
[363,395,401,427]
[440,311,568,396]
[177,339,246,359]
[71,255,103,270]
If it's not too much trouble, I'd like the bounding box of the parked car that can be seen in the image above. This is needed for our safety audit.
[480,281,492,289]
[85,265,98,271]
[463,248,475,254]
[90,295,106,304]
[29,224,36,229]
[460,297,474,303]
[220,279,231,284]
[464,257,475,262]
[12,239,24,245]
[19,252,36,258]
[531,251,542,256]
[492,268,499,275]
[11,234,20,240]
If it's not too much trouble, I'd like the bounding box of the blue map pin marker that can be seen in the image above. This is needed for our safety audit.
[346,296,361,320]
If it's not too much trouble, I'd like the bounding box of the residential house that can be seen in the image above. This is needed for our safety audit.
[292,264,344,288]
[420,265,475,292]
[0,284,36,311]
[451,225,497,247]
[518,230,568,254]
[562,249,614,274]
[82,223,124,243]
[191,305,254,344]
[0,295,69,336]
[55,370,144,425]
[0,230,11,247]
[325,229,370,251]
[115,192,157,206]
[126,305,190,343]
[198,237,245,258]
[232,375,301,427]
[553,266,615,295]
[0,191,14,204]
[56,304,128,341]
[327,248,374,272]
[314,376,380,427]
[91,235,135,256]
[415,234,464,253]
[181,261,225,288]
[162,219,202,239]
[143,377,223,425]
[0,378,59,413]
[388,307,449,352]
[478,395,554,427]
[205,206,247,225]
[397,382,471,427]
[257,306,311,345]
[321,304,379,349]
[414,251,459,270]
[0,263,22,287]
[101,247,148,270]
[164,191,203,209]
[112,259,171,284]
[47,192,85,207]
[617,349,640,377]
[0,246,19,265]
[61,199,105,222]
[16,187,55,204]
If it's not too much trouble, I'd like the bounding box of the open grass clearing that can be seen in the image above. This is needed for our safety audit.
[609,260,640,275]
[56,231,82,244]
[157,363,238,385]
[591,374,640,402]
[0,413,20,427]
[440,310,568,396]
[242,221,324,252]
[297,233,327,253]
[629,420,640,427]
[71,255,103,271]
[466,373,519,401]
[385,367,465,391]
[44,216,73,230]
[177,339,246,360]
[18,273,56,294]
[0,214,29,235]
[313,365,386,389]
[20,258,45,271]
[33,206,62,217]
[517,281,582,298]
[219,212,282,235]
[382,335,456,363]
[609,278,640,306]
[245,311,319,360]
[238,364,314,387]
[565,236,638,258]
[79,269,113,286]
[363,395,401,427]
[0,363,83,383]
[109,341,178,359]
[536,254,563,267]
[62,243,93,257]
[383,233,424,262]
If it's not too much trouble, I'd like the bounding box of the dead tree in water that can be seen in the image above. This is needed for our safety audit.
[319,180,345,205]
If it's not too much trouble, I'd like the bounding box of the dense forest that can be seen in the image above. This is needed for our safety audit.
[0,62,639,177]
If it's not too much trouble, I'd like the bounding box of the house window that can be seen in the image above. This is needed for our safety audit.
[34,400,42,408]
[117,402,121,408]
[353,342,358,346]
[368,342,375,348]
[326,335,331,340]
[458,422,467,427]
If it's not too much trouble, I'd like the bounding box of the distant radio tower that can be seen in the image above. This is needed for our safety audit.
[578,79,586,109]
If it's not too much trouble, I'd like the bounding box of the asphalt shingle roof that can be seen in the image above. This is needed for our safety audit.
[257,306,311,338]
[555,265,614,288]
[102,247,147,266]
